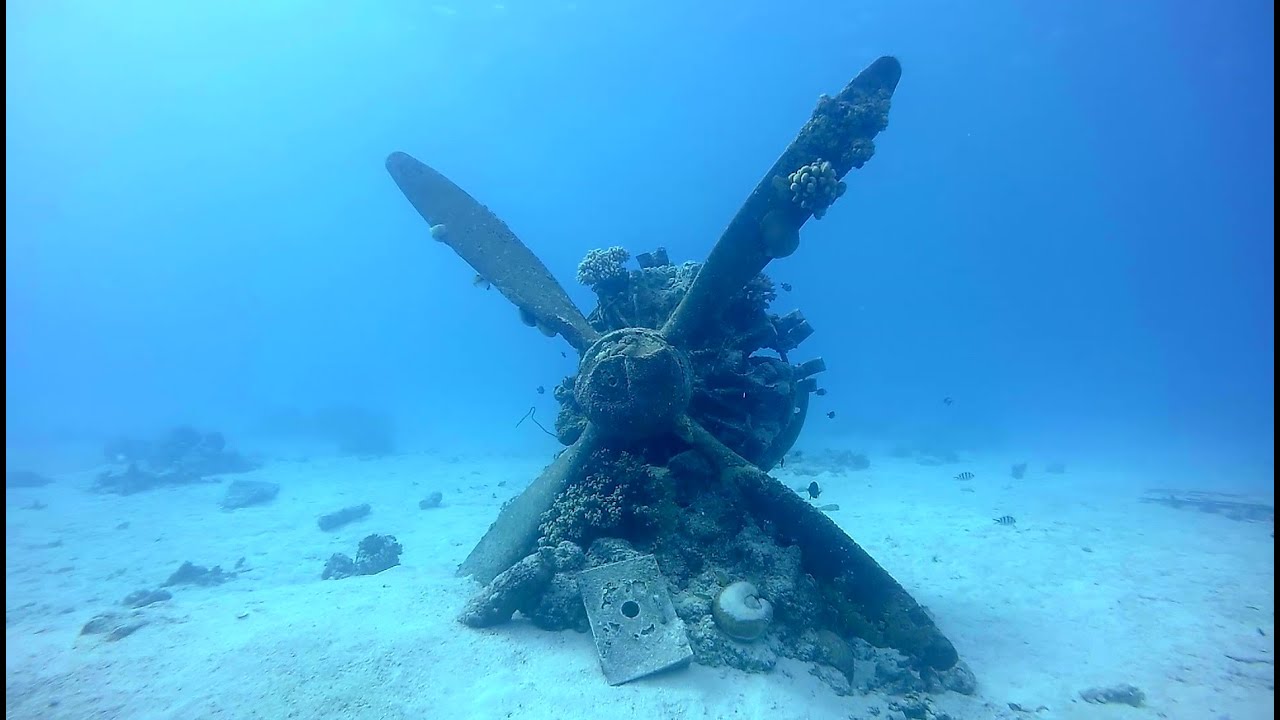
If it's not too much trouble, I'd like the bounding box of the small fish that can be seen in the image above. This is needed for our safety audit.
[779,456,785,468]
[472,274,492,290]
[815,388,828,396]
[807,481,821,499]
[943,397,953,406]
[561,351,567,358]
[954,471,974,481]
[994,515,1016,526]
[780,282,793,292]
[429,223,448,241]
[826,411,836,419]
[536,386,545,395]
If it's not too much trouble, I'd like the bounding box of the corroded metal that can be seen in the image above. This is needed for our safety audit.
[578,555,693,685]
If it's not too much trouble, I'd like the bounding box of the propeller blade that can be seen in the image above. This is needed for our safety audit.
[674,413,959,670]
[662,56,902,347]
[386,151,599,353]
[457,423,603,584]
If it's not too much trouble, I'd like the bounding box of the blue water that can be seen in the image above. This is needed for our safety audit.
[6,1,1272,484]
[4,1,1274,717]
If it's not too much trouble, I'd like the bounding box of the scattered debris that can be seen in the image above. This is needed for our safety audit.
[79,612,148,642]
[1140,488,1274,523]
[583,550,696,681]
[1010,462,1027,479]
[322,534,402,580]
[163,561,235,587]
[817,503,840,512]
[21,500,47,510]
[1079,684,1145,707]
[579,554,693,685]
[93,463,207,496]
[418,491,443,510]
[220,480,279,510]
[317,503,371,531]
[887,693,937,719]
[121,589,172,608]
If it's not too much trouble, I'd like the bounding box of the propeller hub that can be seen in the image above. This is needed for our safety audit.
[575,328,692,437]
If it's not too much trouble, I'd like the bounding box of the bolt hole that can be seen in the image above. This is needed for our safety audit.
[620,600,640,618]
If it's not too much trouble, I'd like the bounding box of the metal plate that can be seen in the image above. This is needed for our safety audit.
[578,554,693,685]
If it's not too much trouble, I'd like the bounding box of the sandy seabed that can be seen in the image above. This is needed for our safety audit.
[5,450,1274,720]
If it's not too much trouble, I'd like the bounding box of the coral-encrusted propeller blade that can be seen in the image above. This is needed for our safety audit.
[672,414,960,670]
[386,151,600,353]
[661,56,902,348]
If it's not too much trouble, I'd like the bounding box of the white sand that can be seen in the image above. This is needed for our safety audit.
[5,452,1274,719]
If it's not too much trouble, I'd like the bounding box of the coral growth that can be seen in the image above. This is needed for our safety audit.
[575,246,631,289]
[322,534,402,580]
[538,450,676,548]
[786,159,846,219]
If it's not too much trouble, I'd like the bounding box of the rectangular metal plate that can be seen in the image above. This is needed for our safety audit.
[578,554,693,685]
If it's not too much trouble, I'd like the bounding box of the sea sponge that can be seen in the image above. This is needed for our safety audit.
[712,581,774,641]
[786,159,847,219]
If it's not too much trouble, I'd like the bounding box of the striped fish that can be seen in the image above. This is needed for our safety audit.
[954,471,974,481]
[994,515,1016,526]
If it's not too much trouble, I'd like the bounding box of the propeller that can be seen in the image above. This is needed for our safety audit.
[661,55,901,347]
[388,57,903,581]
[384,55,958,670]
[385,151,599,353]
